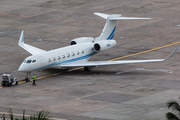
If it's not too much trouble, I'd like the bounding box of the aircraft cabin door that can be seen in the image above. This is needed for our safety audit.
[39,56,46,67]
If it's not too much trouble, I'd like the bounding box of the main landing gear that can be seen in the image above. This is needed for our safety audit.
[24,72,31,82]
[84,66,91,71]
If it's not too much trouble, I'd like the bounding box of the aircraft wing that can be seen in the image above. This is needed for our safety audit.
[19,31,47,55]
[61,48,178,67]
[61,59,164,67]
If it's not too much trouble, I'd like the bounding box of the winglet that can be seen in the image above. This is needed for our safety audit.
[18,30,24,47]
[18,30,47,55]
[165,47,178,60]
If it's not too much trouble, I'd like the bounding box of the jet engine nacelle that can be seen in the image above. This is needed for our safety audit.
[70,37,94,45]
[93,40,117,52]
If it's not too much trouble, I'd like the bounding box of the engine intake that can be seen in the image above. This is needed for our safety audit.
[94,43,101,51]
[70,41,77,45]
[70,37,94,45]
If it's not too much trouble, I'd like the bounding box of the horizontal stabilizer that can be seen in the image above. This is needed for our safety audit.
[94,13,110,19]
[109,17,152,20]
[19,31,47,55]
[94,12,151,20]
[94,12,152,41]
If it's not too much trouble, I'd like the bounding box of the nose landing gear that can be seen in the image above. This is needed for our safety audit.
[24,72,31,82]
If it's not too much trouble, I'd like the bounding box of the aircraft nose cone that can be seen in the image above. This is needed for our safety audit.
[18,64,28,72]
[18,66,24,72]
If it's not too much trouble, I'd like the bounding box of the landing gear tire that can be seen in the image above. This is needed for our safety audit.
[16,81,18,85]
[24,72,31,82]
[8,83,11,87]
[1,81,5,87]
[84,67,91,71]
[25,77,30,82]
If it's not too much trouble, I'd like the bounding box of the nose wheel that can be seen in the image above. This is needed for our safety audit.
[25,72,31,82]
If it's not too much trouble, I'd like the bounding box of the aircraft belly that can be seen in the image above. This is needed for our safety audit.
[49,65,61,69]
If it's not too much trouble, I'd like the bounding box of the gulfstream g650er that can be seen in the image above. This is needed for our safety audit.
[18,13,177,80]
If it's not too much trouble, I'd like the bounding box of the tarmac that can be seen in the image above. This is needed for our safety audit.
[0,0,180,120]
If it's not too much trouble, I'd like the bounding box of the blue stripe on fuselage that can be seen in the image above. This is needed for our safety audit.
[32,52,97,71]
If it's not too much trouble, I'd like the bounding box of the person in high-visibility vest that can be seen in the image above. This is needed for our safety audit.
[32,74,36,86]
[1,114,5,120]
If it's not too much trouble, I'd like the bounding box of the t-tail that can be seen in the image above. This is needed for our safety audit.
[94,13,152,41]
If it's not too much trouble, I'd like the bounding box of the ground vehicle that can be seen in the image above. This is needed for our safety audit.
[1,74,18,87]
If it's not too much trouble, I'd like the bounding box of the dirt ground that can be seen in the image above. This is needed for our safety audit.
[0,0,180,120]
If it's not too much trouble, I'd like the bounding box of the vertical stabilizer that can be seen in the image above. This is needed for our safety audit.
[94,13,151,41]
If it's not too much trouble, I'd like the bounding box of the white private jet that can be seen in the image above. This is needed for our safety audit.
[18,13,177,81]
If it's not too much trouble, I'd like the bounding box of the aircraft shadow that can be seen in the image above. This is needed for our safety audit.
[42,68,160,76]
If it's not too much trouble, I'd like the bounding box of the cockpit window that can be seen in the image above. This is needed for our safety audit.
[26,60,32,63]
[23,60,26,63]
[32,60,36,63]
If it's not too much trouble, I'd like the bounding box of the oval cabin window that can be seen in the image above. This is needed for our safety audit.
[48,59,51,62]
[72,52,75,56]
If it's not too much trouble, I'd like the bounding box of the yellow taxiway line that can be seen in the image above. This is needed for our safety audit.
[33,41,180,80]
[109,41,180,61]
[0,41,179,119]
[1,41,180,88]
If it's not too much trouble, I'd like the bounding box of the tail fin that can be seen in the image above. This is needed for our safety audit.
[94,13,152,41]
